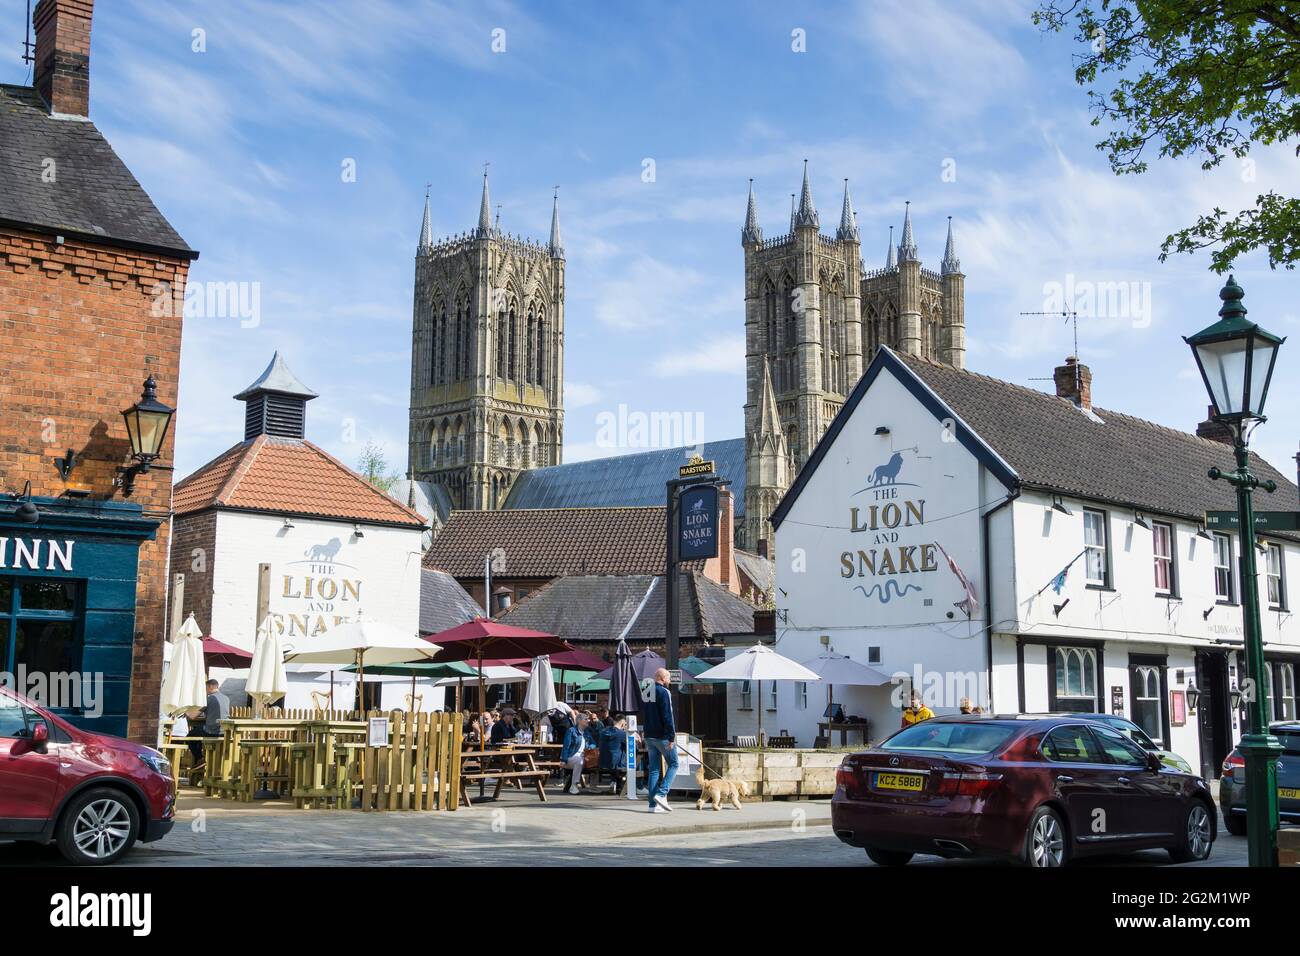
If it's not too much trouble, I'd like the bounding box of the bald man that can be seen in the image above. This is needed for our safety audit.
[641,667,677,812]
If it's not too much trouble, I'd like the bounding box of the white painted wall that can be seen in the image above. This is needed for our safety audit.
[207,512,424,654]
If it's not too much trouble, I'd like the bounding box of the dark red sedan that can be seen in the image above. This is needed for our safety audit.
[832,715,1216,867]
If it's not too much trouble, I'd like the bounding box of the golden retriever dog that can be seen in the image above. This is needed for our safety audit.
[695,767,748,810]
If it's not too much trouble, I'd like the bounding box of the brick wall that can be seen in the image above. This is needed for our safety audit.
[168,509,218,635]
[0,225,189,743]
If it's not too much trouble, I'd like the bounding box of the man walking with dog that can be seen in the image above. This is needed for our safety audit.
[642,667,677,813]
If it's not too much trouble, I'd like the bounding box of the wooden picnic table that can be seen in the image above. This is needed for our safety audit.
[458,746,548,807]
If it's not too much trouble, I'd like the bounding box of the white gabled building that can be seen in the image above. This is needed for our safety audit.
[757,347,1299,779]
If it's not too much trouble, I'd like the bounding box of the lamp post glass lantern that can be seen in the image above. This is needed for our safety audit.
[1185,276,1286,868]
[117,376,174,496]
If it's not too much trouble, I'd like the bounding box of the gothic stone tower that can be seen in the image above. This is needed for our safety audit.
[408,171,565,510]
[741,163,966,551]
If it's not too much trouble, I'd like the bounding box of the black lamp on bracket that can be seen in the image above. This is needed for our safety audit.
[1050,495,1073,516]
[1185,683,1202,713]
[115,375,175,497]
[1133,511,1150,530]
[6,480,40,524]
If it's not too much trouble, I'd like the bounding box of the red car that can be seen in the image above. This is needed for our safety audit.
[833,715,1216,867]
[0,684,175,865]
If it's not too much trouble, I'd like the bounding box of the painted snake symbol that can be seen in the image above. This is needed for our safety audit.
[854,581,922,604]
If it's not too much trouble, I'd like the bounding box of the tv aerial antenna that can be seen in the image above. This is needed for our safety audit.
[1020,308,1082,393]
[21,0,35,67]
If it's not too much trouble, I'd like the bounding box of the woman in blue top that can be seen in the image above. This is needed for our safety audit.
[560,714,594,795]
[600,716,633,794]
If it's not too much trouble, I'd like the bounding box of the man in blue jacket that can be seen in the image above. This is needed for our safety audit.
[641,668,677,812]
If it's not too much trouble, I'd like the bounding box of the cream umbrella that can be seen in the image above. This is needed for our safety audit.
[800,652,891,747]
[160,613,207,717]
[695,644,821,749]
[246,615,288,713]
[522,655,557,740]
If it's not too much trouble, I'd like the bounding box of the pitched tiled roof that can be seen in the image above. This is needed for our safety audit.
[0,84,195,258]
[498,572,757,646]
[173,436,426,527]
[419,569,484,635]
[503,438,746,514]
[423,507,670,577]
[733,549,775,598]
[895,352,1299,526]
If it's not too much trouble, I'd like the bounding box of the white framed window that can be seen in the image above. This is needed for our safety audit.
[1271,662,1296,721]
[740,680,752,710]
[1214,533,1235,602]
[1083,509,1109,587]
[1054,647,1097,700]
[1152,521,1175,595]
[1267,543,1286,610]
[796,681,808,710]
[767,682,778,711]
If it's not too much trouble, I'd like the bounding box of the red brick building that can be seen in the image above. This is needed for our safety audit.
[0,0,196,741]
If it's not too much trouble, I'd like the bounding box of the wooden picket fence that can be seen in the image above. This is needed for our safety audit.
[231,706,363,721]
[357,710,462,812]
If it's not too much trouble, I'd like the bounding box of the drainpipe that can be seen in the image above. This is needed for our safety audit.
[980,487,1020,712]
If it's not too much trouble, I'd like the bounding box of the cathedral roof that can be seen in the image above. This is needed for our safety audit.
[793,160,819,230]
[502,438,746,513]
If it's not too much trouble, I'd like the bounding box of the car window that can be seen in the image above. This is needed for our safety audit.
[1277,730,1300,757]
[881,721,1019,755]
[0,698,29,738]
[1041,725,1106,763]
[1111,719,1157,751]
[1091,724,1149,767]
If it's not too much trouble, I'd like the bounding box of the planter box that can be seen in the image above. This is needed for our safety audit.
[704,747,843,799]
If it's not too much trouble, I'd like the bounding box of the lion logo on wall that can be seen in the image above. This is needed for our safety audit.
[868,452,905,487]
[304,537,343,562]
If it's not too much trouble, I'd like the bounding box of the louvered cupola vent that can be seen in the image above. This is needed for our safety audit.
[233,352,319,441]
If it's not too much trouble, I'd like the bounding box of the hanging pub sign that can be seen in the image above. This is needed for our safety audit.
[679,485,719,560]
[678,458,715,479]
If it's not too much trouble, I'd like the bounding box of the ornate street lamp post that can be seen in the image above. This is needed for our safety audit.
[116,375,175,496]
[1185,276,1286,867]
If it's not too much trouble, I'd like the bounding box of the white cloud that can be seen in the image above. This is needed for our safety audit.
[651,336,745,377]
[564,381,602,408]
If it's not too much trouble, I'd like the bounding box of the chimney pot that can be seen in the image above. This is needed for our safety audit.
[1054,355,1092,411]
[33,0,94,117]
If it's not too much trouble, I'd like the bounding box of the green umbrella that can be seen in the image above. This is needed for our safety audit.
[341,660,479,712]
[552,666,597,685]
[575,677,610,694]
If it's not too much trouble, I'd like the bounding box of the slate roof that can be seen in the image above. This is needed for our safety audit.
[423,507,668,577]
[0,83,195,258]
[172,436,427,527]
[503,438,746,514]
[419,569,484,635]
[774,347,1299,532]
[497,572,757,648]
[733,549,775,597]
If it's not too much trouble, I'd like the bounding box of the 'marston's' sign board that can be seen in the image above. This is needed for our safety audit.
[678,458,716,478]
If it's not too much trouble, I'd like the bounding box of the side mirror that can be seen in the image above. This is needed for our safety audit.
[1145,750,1163,773]
[31,722,49,746]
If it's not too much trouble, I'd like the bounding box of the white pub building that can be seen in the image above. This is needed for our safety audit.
[759,347,1299,779]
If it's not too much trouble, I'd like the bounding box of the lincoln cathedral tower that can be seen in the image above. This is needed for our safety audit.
[741,162,966,552]
[408,171,565,510]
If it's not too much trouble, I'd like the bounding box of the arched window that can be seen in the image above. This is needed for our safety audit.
[1054,647,1097,700]
[782,275,797,392]
[536,309,547,389]
[496,297,509,379]
[455,292,469,381]
[526,307,536,384]
[762,278,777,359]
[508,304,518,381]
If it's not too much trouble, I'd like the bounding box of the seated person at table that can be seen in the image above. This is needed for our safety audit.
[582,713,602,749]
[187,679,230,767]
[561,715,597,795]
[600,717,633,794]
[490,708,520,744]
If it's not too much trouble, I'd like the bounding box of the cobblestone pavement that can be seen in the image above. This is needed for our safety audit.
[0,789,1251,867]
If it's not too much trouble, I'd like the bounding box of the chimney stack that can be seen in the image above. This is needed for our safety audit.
[1054,356,1092,411]
[1196,405,1235,445]
[33,0,94,117]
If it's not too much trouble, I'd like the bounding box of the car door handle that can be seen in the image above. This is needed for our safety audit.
[1117,776,1132,784]
[1056,775,1074,784]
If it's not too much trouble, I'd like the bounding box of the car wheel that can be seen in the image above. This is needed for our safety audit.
[1167,801,1215,863]
[1222,812,1247,837]
[55,788,140,866]
[1023,806,1068,868]
[865,847,913,866]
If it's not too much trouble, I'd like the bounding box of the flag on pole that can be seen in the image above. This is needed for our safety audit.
[935,543,979,618]
[1037,549,1088,598]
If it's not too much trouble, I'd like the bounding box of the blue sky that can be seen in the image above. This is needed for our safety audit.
[5,0,1298,483]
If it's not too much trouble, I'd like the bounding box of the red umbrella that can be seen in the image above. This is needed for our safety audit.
[482,648,608,671]
[424,618,569,753]
[202,637,253,670]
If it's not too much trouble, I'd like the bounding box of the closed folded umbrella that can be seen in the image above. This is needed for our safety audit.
[246,616,288,711]
[160,614,207,717]
[595,648,664,682]
[606,640,641,716]
[522,655,557,716]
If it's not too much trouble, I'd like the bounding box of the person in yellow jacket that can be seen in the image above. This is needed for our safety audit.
[901,692,935,728]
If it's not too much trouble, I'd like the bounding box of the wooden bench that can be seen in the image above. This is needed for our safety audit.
[459,769,549,806]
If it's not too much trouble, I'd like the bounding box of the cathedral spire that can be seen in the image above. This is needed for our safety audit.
[886,225,897,269]
[549,187,564,258]
[789,193,796,235]
[898,201,918,261]
[477,167,492,237]
[941,216,961,275]
[793,159,819,230]
[742,179,763,245]
[759,356,782,436]
[418,186,433,254]
[836,179,859,242]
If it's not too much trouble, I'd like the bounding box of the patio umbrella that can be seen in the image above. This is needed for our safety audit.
[160,613,207,716]
[340,660,477,712]
[484,648,609,671]
[201,636,253,670]
[595,648,665,682]
[425,617,568,752]
[606,639,641,715]
[799,652,891,741]
[575,676,610,695]
[284,619,443,712]
[522,655,557,736]
[695,644,821,748]
[246,616,288,714]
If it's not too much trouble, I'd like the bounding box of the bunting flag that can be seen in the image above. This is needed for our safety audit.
[935,542,979,618]
[1037,549,1088,598]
